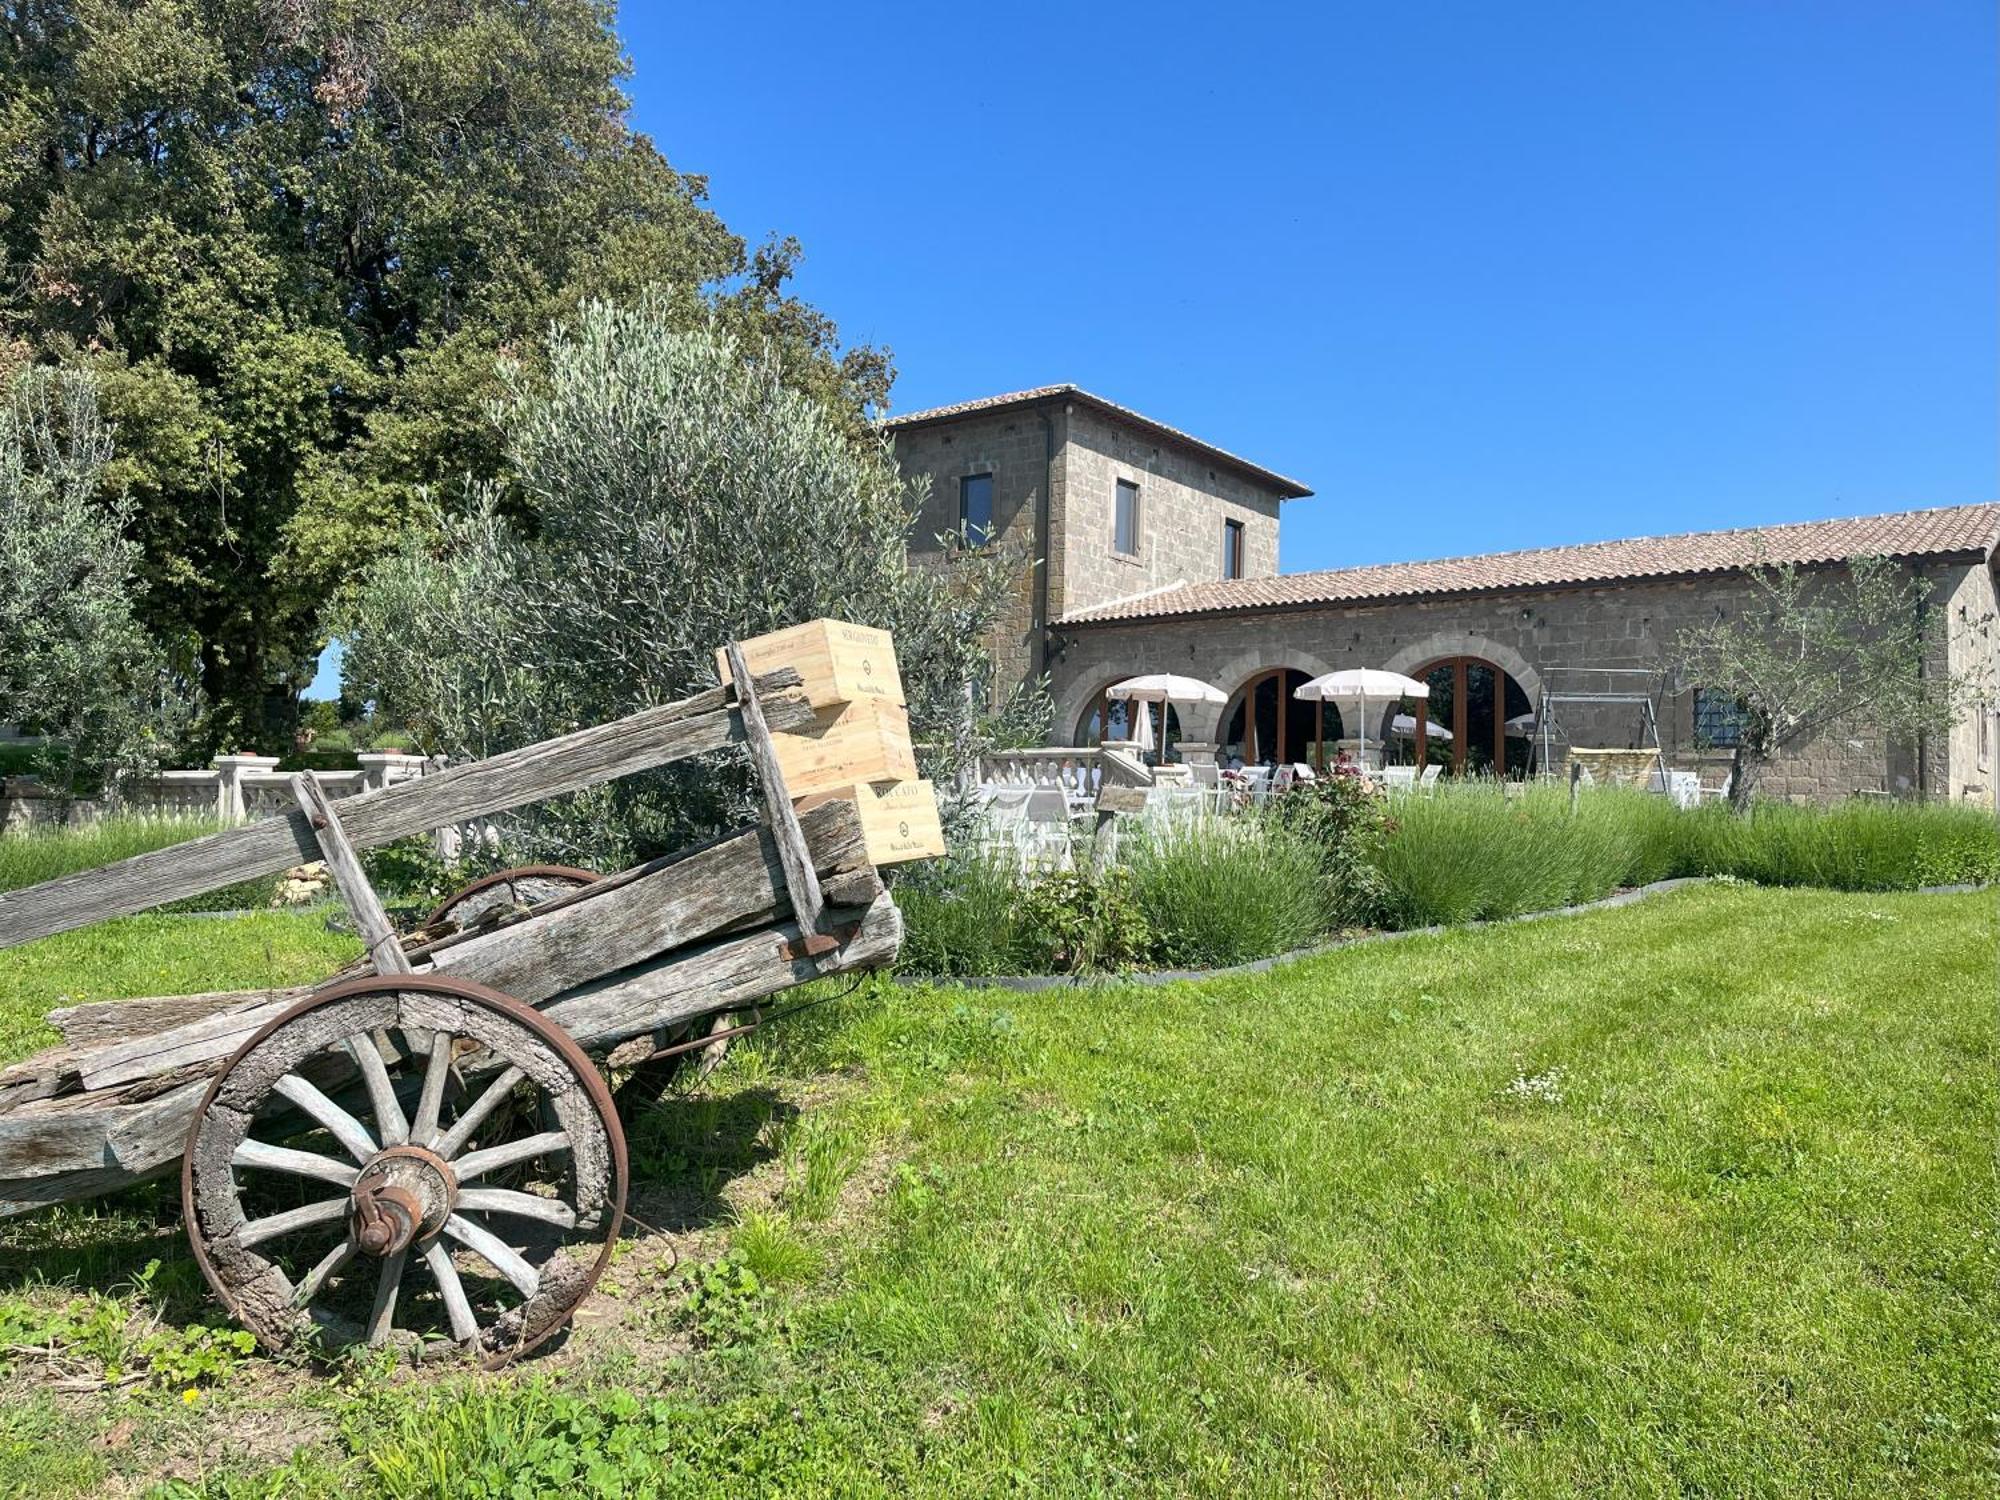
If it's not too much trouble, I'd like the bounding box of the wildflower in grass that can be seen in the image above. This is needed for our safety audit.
[1502,1067,1566,1105]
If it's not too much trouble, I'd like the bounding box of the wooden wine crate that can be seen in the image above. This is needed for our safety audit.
[796,779,946,866]
[717,618,905,711]
[773,697,920,799]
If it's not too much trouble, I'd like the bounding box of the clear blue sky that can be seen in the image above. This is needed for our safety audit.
[308,2,1994,698]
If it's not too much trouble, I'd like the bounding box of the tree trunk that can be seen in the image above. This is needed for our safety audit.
[1726,741,1760,815]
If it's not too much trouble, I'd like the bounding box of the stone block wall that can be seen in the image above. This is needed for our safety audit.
[892,398,1296,710]
[893,409,1053,708]
[1054,405,1283,622]
[1047,561,2000,803]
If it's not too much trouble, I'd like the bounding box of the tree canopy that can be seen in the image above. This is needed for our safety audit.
[1,0,889,749]
[0,366,191,801]
[340,307,1043,868]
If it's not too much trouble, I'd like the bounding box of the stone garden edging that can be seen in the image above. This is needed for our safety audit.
[894,876,1987,993]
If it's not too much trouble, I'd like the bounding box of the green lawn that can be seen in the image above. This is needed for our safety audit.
[0,886,1990,1496]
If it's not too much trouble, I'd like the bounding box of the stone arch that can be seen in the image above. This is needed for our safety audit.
[1382,632,1542,708]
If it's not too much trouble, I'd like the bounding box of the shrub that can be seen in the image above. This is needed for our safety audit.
[1270,761,1392,927]
[1122,815,1335,967]
[340,308,1044,869]
[1375,784,1686,926]
[890,850,1037,978]
[1681,797,1999,891]
[1015,865,1155,976]
[0,369,196,804]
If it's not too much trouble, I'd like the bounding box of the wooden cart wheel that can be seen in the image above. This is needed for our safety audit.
[183,974,626,1367]
[423,865,599,937]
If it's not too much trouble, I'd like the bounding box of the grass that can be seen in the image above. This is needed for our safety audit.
[899,788,1997,975]
[1377,786,1998,926]
[0,884,1988,1495]
[0,912,359,1058]
[1121,816,1335,967]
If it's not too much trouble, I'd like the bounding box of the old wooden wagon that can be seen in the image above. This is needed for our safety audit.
[0,620,944,1366]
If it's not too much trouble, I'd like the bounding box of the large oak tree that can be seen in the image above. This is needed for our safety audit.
[2,0,888,749]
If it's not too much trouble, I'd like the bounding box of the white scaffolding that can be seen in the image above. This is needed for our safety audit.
[1535,667,1667,787]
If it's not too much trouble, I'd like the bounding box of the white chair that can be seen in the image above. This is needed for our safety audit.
[1023,787,1070,824]
[1381,766,1417,790]
[1418,764,1443,789]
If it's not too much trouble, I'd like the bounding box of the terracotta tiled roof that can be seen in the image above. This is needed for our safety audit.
[1059,503,2000,626]
[880,384,1313,499]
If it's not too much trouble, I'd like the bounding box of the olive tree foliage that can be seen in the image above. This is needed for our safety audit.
[0,369,193,804]
[341,305,1046,866]
[1670,554,1986,813]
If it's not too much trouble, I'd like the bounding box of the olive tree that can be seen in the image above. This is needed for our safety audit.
[342,304,1044,865]
[1670,554,1985,813]
[0,369,193,806]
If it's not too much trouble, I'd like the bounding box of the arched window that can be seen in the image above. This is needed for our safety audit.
[1413,657,1535,777]
[1219,669,1342,767]
[1075,694,1182,762]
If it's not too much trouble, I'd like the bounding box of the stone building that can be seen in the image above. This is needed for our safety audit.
[888,387,1999,803]
[884,386,1311,705]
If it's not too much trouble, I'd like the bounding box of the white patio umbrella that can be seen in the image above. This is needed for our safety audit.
[1294,669,1430,768]
[1107,674,1225,756]
[1390,712,1452,742]
[1505,711,1537,737]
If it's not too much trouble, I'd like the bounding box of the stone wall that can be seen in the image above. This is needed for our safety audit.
[893,408,1053,708]
[1048,560,2000,802]
[1053,405,1283,621]
[892,399,1295,709]
[1943,559,2000,806]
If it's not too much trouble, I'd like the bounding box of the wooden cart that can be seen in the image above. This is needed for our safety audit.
[0,622,943,1366]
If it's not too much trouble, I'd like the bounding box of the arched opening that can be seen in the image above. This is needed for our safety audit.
[1075,693,1183,763]
[1414,657,1535,777]
[1220,668,1341,767]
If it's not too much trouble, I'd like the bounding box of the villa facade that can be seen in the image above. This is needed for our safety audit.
[888,387,2000,804]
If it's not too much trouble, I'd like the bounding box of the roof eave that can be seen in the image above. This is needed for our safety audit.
[882,387,1314,500]
[1056,547,1995,628]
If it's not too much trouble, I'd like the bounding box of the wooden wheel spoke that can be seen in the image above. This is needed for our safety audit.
[456,1188,578,1229]
[443,1214,541,1297]
[291,1237,357,1309]
[232,1138,359,1188]
[366,1247,407,1344]
[422,1240,482,1344]
[240,1197,348,1248]
[452,1129,570,1183]
[410,1031,457,1148]
[187,975,623,1366]
[433,1064,524,1160]
[347,1033,410,1147]
[272,1074,379,1164]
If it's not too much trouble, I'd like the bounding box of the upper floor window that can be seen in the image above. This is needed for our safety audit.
[1223,518,1245,579]
[1114,479,1139,556]
[959,473,994,545]
[1693,687,1745,749]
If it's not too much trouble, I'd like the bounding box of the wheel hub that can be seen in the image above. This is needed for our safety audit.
[350,1144,455,1257]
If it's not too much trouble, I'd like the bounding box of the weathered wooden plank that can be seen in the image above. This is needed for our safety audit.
[83,993,302,1092]
[0,1078,208,1177]
[75,799,875,1094]
[726,640,831,956]
[546,889,902,1052]
[48,988,311,1048]
[431,797,871,1006]
[295,773,412,977]
[0,670,811,949]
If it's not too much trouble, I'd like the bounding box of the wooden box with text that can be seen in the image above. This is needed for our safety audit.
[796,778,946,866]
